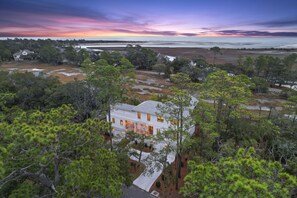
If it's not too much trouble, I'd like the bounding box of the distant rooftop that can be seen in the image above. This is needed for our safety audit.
[13,49,34,56]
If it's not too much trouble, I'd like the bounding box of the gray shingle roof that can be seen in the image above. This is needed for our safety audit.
[113,103,135,111]
[112,101,161,115]
[133,100,162,115]
[13,49,34,56]
[113,96,198,116]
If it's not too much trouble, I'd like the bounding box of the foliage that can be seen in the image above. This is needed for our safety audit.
[149,94,168,102]
[152,63,166,75]
[210,46,221,65]
[60,149,124,198]
[182,147,297,197]
[0,71,60,110]
[170,57,191,73]
[0,43,12,61]
[188,101,218,162]
[83,58,124,112]
[0,105,124,197]
[251,76,269,93]
[47,80,102,120]
[170,72,197,91]
[242,56,254,76]
[82,57,135,149]
[199,70,253,133]
[119,57,135,78]
[156,181,161,188]
[100,51,123,66]
[157,74,197,189]
[38,45,62,64]
[127,131,151,163]
[226,108,279,150]
[125,45,157,70]
[64,47,89,66]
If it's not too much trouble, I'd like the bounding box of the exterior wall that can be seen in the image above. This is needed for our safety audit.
[108,108,171,135]
[137,112,170,135]
[108,109,136,130]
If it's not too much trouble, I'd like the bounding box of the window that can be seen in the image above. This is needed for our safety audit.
[137,112,141,119]
[157,129,161,134]
[157,116,164,122]
[148,126,154,135]
[112,118,115,123]
[120,120,123,125]
[147,113,151,121]
[171,119,179,125]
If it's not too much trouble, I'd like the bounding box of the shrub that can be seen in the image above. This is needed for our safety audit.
[156,181,161,188]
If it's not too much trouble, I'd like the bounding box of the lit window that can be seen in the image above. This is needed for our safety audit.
[157,129,161,134]
[137,112,141,119]
[157,116,164,122]
[148,126,154,135]
[147,114,151,121]
[171,119,179,125]
[112,118,115,123]
[120,120,123,125]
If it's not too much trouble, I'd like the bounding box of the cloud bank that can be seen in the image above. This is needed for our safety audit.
[0,0,296,37]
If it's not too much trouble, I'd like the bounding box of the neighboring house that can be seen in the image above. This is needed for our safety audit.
[109,98,197,136]
[13,49,34,61]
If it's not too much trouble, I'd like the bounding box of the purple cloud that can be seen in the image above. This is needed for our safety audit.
[215,30,297,37]
[253,18,297,27]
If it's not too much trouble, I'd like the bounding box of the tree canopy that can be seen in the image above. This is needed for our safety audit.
[182,147,297,198]
[0,105,124,197]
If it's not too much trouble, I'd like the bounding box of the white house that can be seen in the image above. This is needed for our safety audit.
[109,98,197,136]
[13,49,34,61]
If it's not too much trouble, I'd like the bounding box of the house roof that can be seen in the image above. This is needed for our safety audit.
[113,103,135,111]
[112,100,162,115]
[13,51,22,57]
[23,49,34,54]
[113,96,198,116]
[13,49,34,56]
[133,100,162,115]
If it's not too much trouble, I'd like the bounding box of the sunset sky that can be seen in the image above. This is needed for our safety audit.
[1,0,297,38]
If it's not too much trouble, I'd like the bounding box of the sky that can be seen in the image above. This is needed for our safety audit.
[1,0,297,38]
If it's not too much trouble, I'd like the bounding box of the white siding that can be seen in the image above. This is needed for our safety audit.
[108,108,171,135]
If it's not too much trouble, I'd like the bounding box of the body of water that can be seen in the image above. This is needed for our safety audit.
[2,36,297,49]
[77,37,297,49]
